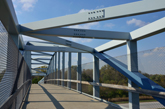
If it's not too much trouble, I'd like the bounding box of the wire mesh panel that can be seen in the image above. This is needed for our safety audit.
[0,21,18,106]
[81,62,93,95]
[102,48,165,108]
[71,65,77,90]
[0,21,31,109]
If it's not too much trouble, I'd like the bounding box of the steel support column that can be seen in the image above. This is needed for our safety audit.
[77,53,81,93]
[127,40,139,109]
[93,56,100,98]
[62,52,65,86]
[57,52,60,85]
[67,52,71,89]
[54,52,57,84]
[53,53,55,84]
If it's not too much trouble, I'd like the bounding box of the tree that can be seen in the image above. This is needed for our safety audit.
[32,66,48,84]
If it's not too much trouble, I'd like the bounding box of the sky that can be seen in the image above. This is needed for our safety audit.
[12,0,165,71]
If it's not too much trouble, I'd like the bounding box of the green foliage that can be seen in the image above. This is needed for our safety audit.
[32,65,47,84]
[32,76,43,84]
[82,69,93,82]
[80,64,165,100]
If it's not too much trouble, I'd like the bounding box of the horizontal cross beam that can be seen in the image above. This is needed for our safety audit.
[31,73,46,76]
[24,28,130,40]
[31,58,50,60]
[24,34,94,53]
[31,63,49,65]
[20,0,165,32]
[32,59,49,65]
[25,45,87,53]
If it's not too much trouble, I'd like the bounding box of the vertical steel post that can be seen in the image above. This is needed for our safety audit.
[52,56,54,84]
[62,52,65,86]
[55,52,57,84]
[127,40,139,109]
[93,56,100,98]
[53,53,55,84]
[58,52,60,85]
[67,52,71,89]
[77,53,81,93]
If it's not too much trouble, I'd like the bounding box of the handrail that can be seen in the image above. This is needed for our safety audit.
[45,79,165,99]
[0,79,31,109]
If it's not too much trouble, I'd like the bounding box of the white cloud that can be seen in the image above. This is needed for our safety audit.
[143,47,164,57]
[127,18,149,27]
[12,0,38,11]
[96,5,104,9]
[78,9,91,13]
[104,23,115,28]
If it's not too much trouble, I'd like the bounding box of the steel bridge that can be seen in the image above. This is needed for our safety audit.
[0,0,165,109]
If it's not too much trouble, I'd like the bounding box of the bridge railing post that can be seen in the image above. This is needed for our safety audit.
[62,52,65,86]
[67,52,71,89]
[58,52,60,85]
[77,53,81,93]
[127,40,139,109]
[54,52,57,84]
[93,56,100,98]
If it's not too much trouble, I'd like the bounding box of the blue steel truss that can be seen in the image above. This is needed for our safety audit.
[0,0,165,108]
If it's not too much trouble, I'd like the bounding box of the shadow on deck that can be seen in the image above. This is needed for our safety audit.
[21,84,121,109]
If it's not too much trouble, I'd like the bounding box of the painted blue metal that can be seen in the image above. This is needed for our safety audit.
[93,50,165,106]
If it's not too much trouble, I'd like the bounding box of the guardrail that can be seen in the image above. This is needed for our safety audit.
[45,79,165,99]
[0,79,31,109]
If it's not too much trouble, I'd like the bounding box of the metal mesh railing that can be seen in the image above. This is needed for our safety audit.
[0,21,31,109]
[43,46,165,108]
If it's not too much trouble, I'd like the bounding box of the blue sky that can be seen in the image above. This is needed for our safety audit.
[12,0,165,69]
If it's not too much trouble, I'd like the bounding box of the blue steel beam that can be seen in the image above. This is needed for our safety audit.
[20,0,165,32]
[24,35,94,53]
[0,0,24,49]
[23,28,130,40]
[31,63,49,65]
[93,50,165,106]
[32,59,49,65]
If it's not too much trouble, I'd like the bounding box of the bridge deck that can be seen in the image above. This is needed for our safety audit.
[22,84,119,109]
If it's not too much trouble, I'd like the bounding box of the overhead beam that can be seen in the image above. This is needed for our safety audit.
[24,28,130,40]
[0,0,24,49]
[24,35,94,53]
[33,68,47,70]
[32,58,50,60]
[20,0,165,32]
[0,0,19,34]
[95,16,165,52]
[27,41,60,46]
[95,40,126,52]
[32,73,46,76]
[33,51,53,56]
[25,45,87,53]
[32,59,49,65]
[130,16,165,40]
[31,63,49,65]
[31,54,52,56]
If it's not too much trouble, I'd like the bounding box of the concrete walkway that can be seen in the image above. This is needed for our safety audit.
[22,84,121,109]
